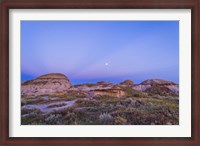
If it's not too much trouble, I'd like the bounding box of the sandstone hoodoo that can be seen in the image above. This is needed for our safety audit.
[21,73,71,96]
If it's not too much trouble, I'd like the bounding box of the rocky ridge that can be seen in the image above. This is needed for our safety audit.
[133,79,179,96]
[22,73,71,96]
[22,73,179,97]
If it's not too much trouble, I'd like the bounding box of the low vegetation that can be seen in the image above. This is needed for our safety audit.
[21,87,179,125]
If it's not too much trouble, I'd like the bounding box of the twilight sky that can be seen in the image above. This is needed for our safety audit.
[21,21,179,84]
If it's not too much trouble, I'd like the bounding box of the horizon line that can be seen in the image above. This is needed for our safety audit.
[21,73,179,85]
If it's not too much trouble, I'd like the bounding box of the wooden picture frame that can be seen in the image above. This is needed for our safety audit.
[0,0,199,145]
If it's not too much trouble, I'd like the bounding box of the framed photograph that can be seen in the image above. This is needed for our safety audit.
[0,0,199,145]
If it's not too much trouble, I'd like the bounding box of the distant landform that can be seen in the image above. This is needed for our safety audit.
[21,73,179,125]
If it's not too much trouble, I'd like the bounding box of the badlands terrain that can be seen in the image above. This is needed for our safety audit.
[21,73,179,125]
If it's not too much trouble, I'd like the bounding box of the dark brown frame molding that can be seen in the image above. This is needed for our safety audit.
[0,0,199,145]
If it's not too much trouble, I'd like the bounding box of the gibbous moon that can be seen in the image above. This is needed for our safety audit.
[105,62,109,66]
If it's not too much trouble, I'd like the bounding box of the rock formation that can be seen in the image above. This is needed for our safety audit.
[132,79,179,96]
[21,73,71,96]
[141,79,176,86]
[21,73,178,98]
[120,80,134,86]
[93,86,126,98]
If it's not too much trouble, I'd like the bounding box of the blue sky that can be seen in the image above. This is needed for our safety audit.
[21,21,179,84]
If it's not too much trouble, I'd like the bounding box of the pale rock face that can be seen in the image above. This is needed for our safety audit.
[132,84,151,91]
[133,79,179,93]
[141,79,176,85]
[72,84,113,91]
[93,88,126,98]
[166,85,179,93]
[21,73,71,96]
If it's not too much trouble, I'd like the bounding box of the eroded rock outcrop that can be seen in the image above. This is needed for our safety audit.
[93,86,126,98]
[133,79,179,96]
[21,73,71,96]
[141,79,176,86]
[22,73,179,98]
[120,80,134,86]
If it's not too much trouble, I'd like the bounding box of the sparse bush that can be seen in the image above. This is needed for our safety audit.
[30,120,46,125]
[62,111,77,125]
[134,93,140,97]
[21,107,42,125]
[75,99,99,107]
[99,113,113,124]
[124,98,135,106]
[134,100,145,108]
[21,87,179,125]
[123,87,144,97]
[21,108,40,115]
[21,99,27,106]
[114,116,127,125]
[45,114,62,125]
